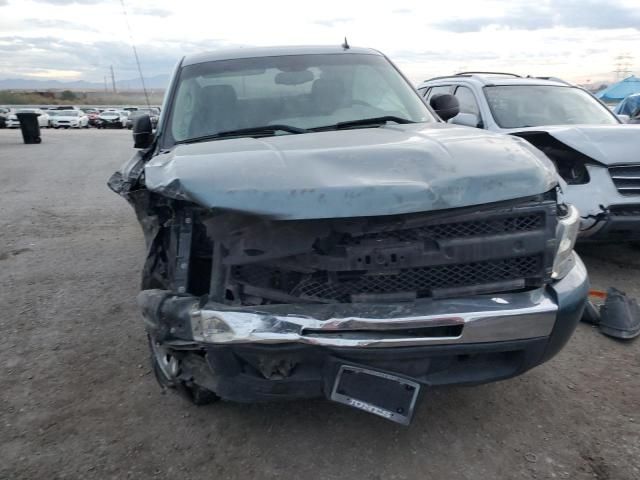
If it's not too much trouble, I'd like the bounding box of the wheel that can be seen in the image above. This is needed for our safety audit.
[34,137,41,144]
[148,335,219,406]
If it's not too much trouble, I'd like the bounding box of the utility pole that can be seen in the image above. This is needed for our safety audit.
[613,54,633,81]
[110,65,117,93]
[104,75,108,93]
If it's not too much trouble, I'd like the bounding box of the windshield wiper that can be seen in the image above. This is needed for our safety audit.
[310,116,415,132]
[175,124,309,145]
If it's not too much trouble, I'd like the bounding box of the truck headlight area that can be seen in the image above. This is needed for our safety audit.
[552,205,581,279]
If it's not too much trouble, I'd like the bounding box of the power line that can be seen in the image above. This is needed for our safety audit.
[119,0,151,107]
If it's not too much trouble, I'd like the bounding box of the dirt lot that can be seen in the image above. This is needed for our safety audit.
[1,128,639,480]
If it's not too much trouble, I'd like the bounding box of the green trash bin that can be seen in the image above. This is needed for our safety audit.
[16,112,42,144]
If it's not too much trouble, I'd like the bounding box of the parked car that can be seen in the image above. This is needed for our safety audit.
[46,110,61,126]
[109,46,587,425]
[614,93,640,123]
[0,107,10,128]
[51,109,89,128]
[82,109,101,127]
[50,105,79,111]
[417,73,640,242]
[9,108,51,128]
[126,108,160,129]
[4,109,48,128]
[97,110,128,128]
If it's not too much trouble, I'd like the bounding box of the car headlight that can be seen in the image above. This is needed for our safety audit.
[552,204,580,279]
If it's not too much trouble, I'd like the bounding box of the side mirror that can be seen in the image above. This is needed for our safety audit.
[617,114,630,124]
[451,112,481,128]
[133,114,153,149]
[429,93,460,122]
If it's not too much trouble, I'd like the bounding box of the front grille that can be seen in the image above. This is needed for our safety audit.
[609,165,640,196]
[227,200,557,304]
[235,256,541,303]
[609,205,640,217]
[342,213,544,244]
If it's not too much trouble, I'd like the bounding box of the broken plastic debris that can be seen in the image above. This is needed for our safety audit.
[581,288,640,340]
[599,288,640,340]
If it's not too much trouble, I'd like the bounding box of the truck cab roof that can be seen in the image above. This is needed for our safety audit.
[182,45,382,66]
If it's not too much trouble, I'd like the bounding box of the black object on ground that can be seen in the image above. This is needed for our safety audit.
[599,288,640,339]
[581,300,601,325]
[16,112,41,144]
[581,288,640,340]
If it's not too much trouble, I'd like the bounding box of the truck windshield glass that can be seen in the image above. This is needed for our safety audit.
[167,53,433,144]
[484,85,618,128]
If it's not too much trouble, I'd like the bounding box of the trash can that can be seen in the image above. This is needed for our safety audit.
[16,112,42,144]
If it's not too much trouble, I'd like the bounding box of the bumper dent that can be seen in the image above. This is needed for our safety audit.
[138,254,588,349]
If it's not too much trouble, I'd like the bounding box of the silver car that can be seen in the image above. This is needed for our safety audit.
[417,73,640,242]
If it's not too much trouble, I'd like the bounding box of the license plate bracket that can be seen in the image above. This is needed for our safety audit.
[330,365,420,425]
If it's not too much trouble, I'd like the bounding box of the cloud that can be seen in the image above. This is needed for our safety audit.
[0,34,239,83]
[132,7,172,17]
[0,0,8,6]
[435,0,640,32]
[25,18,98,30]
[32,0,103,3]
[313,17,354,28]
[0,36,221,81]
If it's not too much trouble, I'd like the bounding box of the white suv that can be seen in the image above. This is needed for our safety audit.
[418,73,640,242]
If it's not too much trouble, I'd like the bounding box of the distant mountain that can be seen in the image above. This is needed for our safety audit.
[0,74,170,91]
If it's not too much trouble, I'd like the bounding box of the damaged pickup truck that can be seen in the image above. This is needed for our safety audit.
[109,46,589,424]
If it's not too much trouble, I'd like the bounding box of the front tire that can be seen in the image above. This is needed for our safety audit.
[148,335,219,406]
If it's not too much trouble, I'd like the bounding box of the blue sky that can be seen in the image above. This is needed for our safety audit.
[0,0,638,85]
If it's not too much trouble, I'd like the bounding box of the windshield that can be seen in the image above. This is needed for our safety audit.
[484,85,618,128]
[61,111,79,117]
[166,53,433,145]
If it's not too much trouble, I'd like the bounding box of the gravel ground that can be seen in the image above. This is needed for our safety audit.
[1,128,639,480]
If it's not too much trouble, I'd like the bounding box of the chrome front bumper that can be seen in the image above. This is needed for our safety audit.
[138,254,588,349]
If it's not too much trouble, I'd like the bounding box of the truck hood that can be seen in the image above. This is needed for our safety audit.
[145,123,557,220]
[507,124,640,166]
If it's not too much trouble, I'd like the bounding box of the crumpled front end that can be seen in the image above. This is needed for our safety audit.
[116,177,586,400]
[108,131,587,415]
[511,127,640,242]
